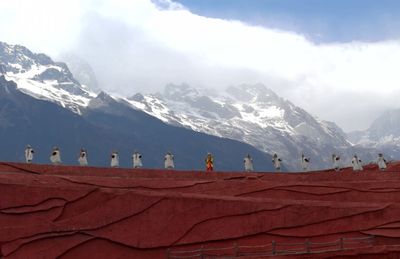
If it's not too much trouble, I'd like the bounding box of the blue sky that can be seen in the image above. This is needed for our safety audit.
[175,0,400,43]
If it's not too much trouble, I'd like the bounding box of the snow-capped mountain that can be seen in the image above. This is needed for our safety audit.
[0,42,277,171]
[0,41,382,171]
[60,53,101,94]
[0,41,95,114]
[348,109,400,159]
[127,83,370,170]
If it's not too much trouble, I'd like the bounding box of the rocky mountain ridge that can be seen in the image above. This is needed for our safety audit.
[0,42,276,171]
[127,83,371,170]
[1,41,388,171]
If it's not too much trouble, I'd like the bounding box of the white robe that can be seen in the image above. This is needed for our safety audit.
[164,154,174,169]
[377,156,387,170]
[244,157,254,172]
[111,153,119,168]
[272,157,282,172]
[351,157,363,171]
[78,151,88,166]
[301,156,310,171]
[132,153,143,168]
[332,155,340,171]
[25,147,34,163]
[50,150,61,164]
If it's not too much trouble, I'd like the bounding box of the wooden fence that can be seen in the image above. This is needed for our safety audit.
[167,235,375,258]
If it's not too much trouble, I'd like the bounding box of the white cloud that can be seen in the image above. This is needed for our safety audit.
[1,0,400,131]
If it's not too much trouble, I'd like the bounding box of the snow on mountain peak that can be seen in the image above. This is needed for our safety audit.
[349,108,400,152]
[2,42,380,171]
[126,83,353,170]
[87,91,117,111]
[163,83,201,101]
[0,42,95,114]
[226,83,279,103]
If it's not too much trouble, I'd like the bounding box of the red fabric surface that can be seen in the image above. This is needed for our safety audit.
[1,161,400,258]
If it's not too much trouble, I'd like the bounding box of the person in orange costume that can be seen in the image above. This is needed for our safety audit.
[205,153,214,171]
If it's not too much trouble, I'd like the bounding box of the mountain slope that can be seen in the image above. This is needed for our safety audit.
[0,76,277,171]
[60,53,101,93]
[126,83,363,170]
[0,75,122,166]
[348,108,400,159]
[82,90,279,171]
[1,41,381,171]
[0,41,95,114]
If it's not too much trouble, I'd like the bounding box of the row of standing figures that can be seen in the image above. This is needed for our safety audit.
[24,145,388,172]
[25,146,151,169]
[192,153,388,172]
[24,146,274,171]
[301,153,388,172]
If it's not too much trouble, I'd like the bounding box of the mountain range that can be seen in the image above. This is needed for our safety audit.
[127,83,378,170]
[348,109,400,158]
[0,41,276,171]
[1,41,397,171]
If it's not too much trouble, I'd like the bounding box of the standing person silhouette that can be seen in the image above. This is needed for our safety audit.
[244,154,254,172]
[377,153,387,171]
[301,154,310,171]
[50,147,61,165]
[272,153,282,172]
[164,151,174,169]
[351,154,363,171]
[111,151,119,168]
[332,154,341,172]
[132,150,143,168]
[78,148,88,166]
[205,153,214,171]
[25,145,34,163]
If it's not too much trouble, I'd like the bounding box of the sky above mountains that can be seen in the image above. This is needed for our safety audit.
[1,0,400,131]
[175,0,400,43]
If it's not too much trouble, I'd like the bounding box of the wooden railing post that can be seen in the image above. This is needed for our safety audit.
[234,242,239,256]
[272,240,276,255]
[200,245,204,259]
[305,239,310,253]
[339,237,344,251]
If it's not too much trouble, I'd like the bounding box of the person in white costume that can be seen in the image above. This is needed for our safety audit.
[301,154,310,171]
[110,151,119,168]
[24,145,34,163]
[272,153,282,172]
[377,153,387,171]
[50,147,61,165]
[78,148,88,166]
[244,154,254,172]
[351,154,363,171]
[132,151,143,168]
[164,151,174,169]
[332,154,341,172]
